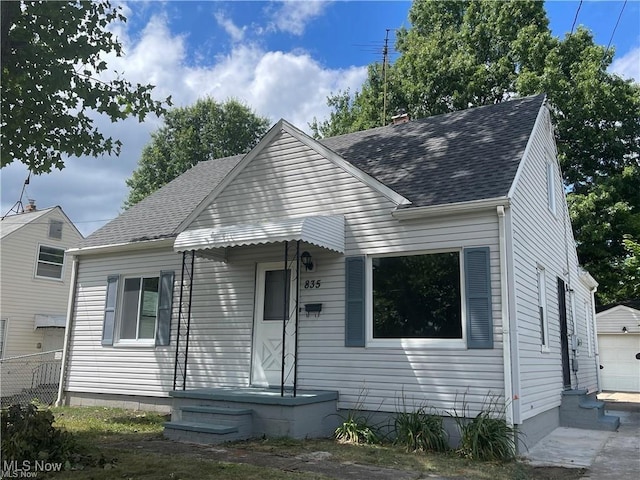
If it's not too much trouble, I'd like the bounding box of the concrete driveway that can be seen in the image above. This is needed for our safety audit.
[524,392,640,478]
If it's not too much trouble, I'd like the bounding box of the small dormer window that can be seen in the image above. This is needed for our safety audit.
[49,219,63,239]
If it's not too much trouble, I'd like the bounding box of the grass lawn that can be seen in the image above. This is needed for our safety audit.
[10,406,583,479]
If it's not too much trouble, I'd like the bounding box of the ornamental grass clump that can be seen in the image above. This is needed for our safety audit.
[394,406,449,453]
[452,395,518,461]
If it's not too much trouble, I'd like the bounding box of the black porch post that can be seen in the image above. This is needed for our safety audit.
[281,241,289,396]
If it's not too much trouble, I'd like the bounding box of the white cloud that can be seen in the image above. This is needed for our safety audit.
[267,0,329,36]
[610,46,640,83]
[0,12,366,237]
[214,12,245,43]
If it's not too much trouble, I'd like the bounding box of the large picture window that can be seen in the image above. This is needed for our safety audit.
[372,252,462,339]
[120,277,159,340]
[36,245,65,279]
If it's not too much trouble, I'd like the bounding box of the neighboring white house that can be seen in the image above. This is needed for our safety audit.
[596,300,640,392]
[60,95,603,448]
[1,205,83,358]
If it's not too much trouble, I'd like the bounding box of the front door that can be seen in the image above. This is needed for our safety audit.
[251,263,296,387]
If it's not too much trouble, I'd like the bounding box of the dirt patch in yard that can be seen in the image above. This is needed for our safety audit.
[97,435,588,480]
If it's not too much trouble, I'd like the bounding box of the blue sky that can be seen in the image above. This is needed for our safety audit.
[2,0,639,237]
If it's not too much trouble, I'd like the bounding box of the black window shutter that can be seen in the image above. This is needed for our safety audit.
[345,256,365,347]
[464,247,494,349]
[155,270,175,346]
[102,275,119,346]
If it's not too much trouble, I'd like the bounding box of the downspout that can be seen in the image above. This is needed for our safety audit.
[497,206,514,427]
[590,286,602,391]
[56,255,79,406]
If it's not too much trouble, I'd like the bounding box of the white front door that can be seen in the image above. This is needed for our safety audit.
[251,263,296,387]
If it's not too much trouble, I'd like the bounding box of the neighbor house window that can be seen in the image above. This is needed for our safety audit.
[372,251,462,340]
[537,266,549,352]
[0,318,6,358]
[48,219,63,239]
[36,246,65,279]
[120,277,159,340]
[547,162,557,215]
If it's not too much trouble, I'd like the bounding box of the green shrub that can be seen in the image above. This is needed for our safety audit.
[1,403,77,464]
[394,407,449,452]
[334,410,380,445]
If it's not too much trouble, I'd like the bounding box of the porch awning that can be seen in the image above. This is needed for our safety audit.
[174,215,345,255]
[34,314,66,328]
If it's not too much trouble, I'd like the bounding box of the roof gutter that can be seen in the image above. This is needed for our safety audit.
[392,197,510,220]
[66,237,175,257]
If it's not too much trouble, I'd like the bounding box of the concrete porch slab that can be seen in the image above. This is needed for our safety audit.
[523,426,612,468]
[169,387,338,406]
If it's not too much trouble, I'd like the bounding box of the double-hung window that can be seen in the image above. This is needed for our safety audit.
[36,245,65,280]
[101,271,175,347]
[121,277,159,340]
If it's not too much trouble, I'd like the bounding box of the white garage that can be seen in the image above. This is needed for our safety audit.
[596,302,640,393]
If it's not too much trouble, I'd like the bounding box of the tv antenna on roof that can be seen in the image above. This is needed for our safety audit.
[1,173,31,219]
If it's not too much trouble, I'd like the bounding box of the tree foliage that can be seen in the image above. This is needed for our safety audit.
[314,0,640,303]
[124,98,270,207]
[1,1,170,173]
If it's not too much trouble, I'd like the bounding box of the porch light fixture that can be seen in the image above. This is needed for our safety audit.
[301,251,314,271]
[622,326,628,333]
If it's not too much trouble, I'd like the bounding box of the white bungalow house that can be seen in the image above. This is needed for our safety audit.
[0,204,83,399]
[59,95,613,449]
[596,300,640,393]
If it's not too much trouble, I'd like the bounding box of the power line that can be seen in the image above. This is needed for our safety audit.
[602,0,627,63]
[570,0,583,34]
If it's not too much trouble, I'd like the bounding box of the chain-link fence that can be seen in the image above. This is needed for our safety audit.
[0,350,63,407]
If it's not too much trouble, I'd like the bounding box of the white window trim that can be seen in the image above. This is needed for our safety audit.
[34,244,65,281]
[114,275,159,346]
[537,265,550,353]
[366,249,467,349]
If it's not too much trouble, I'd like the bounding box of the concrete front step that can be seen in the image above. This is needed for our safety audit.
[164,420,251,444]
[560,389,620,431]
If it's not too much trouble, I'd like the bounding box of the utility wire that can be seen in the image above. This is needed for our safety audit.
[602,0,627,63]
[570,0,583,34]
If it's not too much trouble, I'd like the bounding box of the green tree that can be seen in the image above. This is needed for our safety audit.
[1,1,170,173]
[315,0,640,303]
[124,98,270,207]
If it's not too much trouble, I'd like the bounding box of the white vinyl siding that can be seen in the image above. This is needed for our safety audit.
[66,249,183,396]
[509,108,598,421]
[184,131,504,415]
[0,208,82,359]
[68,131,504,414]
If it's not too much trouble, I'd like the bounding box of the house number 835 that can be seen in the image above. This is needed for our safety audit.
[304,280,321,289]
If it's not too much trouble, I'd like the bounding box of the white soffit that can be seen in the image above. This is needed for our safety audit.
[174,215,345,254]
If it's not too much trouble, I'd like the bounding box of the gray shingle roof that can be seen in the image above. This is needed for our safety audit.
[80,94,544,248]
[79,155,243,248]
[320,94,544,207]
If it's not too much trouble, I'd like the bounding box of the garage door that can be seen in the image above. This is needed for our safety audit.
[598,334,640,392]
